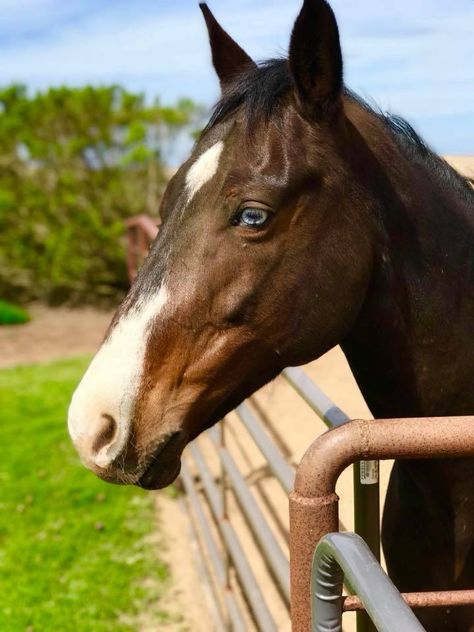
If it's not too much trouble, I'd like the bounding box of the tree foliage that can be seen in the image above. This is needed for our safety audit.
[0,85,201,304]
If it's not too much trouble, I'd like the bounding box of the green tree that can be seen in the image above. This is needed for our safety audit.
[0,85,201,304]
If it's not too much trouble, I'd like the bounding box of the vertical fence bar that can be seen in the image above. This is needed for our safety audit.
[353,462,380,632]
[220,421,232,631]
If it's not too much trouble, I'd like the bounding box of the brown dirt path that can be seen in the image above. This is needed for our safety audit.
[0,304,113,368]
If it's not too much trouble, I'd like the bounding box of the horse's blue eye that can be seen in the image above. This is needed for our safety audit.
[236,207,269,227]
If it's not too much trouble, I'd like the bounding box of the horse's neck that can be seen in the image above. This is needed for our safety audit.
[340,117,474,419]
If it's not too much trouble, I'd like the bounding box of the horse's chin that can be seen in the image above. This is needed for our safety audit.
[137,457,182,490]
[136,432,184,490]
[135,377,275,490]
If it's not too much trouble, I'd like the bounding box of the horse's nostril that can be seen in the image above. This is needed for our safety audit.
[91,413,118,456]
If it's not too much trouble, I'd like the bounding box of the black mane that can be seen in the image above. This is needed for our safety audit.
[347,89,474,201]
[206,58,473,199]
[206,58,292,130]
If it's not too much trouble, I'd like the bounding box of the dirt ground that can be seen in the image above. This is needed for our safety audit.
[0,304,114,368]
[445,155,474,180]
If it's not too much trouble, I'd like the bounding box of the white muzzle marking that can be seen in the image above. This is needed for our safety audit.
[68,284,169,468]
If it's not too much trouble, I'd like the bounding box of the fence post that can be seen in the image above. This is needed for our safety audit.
[353,461,380,632]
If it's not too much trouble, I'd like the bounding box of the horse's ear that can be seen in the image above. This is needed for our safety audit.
[289,0,343,118]
[199,3,256,89]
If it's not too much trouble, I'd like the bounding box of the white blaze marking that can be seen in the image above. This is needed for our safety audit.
[68,284,169,467]
[185,140,224,201]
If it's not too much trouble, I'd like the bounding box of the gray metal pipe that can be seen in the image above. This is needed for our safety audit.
[236,402,295,494]
[283,367,349,428]
[208,427,291,604]
[312,532,425,632]
[190,443,278,632]
[181,463,247,632]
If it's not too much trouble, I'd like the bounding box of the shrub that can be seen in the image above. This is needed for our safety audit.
[0,299,30,325]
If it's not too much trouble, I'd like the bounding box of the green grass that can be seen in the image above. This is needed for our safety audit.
[0,357,172,632]
[0,300,30,325]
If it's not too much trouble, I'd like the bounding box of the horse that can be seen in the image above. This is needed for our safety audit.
[68,1,474,629]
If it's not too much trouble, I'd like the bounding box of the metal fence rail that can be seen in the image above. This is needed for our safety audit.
[182,409,293,630]
[190,439,278,632]
[312,532,424,632]
[208,426,290,604]
[236,402,295,495]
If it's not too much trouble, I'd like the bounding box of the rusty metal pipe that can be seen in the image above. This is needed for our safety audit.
[343,590,474,612]
[290,415,474,632]
[124,214,160,239]
[290,492,339,632]
[124,215,160,281]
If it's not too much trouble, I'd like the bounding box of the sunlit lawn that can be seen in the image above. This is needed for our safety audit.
[0,357,171,631]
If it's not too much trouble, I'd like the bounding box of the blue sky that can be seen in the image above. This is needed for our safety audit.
[0,0,473,156]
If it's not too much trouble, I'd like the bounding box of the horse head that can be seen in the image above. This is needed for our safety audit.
[68,0,374,489]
